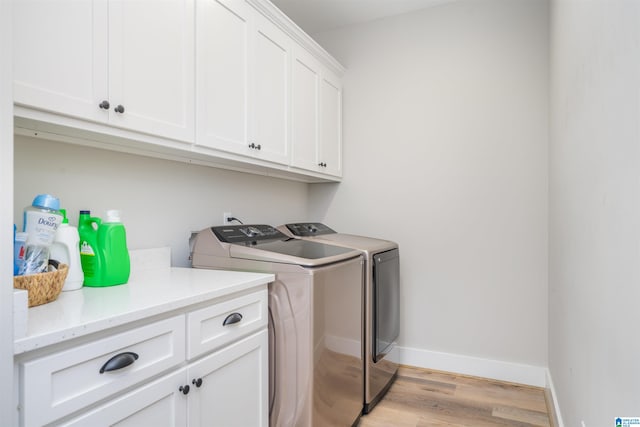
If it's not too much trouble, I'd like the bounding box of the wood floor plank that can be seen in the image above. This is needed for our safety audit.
[359,366,552,427]
[491,406,550,427]
[454,380,548,413]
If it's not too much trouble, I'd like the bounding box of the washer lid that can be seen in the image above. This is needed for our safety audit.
[211,224,361,267]
[279,224,397,254]
[229,238,360,267]
[302,233,397,253]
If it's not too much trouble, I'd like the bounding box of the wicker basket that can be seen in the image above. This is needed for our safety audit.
[14,264,69,307]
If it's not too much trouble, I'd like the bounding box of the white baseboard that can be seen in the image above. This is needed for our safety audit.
[546,369,565,427]
[388,345,547,387]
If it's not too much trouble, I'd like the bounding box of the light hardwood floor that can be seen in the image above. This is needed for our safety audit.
[359,366,552,427]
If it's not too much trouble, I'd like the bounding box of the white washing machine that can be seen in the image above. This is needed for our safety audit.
[191,224,364,427]
[278,223,399,414]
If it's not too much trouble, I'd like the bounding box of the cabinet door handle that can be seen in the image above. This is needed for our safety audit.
[192,378,203,387]
[99,351,139,374]
[99,100,110,110]
[248,143,255,149]
[318,162,327,167]
[223,312,243,326]
[255,144,261,150]
[114,104,125,114]
[179,385,190,395]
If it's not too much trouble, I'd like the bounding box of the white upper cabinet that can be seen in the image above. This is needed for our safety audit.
[319,70,343,177]
[251,12,290,165]
[290,46,342,177]
[13,0,343,181]
[13,0,195,143]
[13,0,109,123]
[196,0,290,165]
[196,0,251,155]
[290,46,320,171]
[108,0,195,142]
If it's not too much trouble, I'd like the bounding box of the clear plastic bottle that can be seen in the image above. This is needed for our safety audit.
[50,209,84,291]
[20,194,63,275]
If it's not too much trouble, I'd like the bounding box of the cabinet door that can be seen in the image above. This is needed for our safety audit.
[196,0,251,154]
[250,12,291,165]
[61,368,187,427]
[13,0,108,122]
[188,330,268,427]
[319,71,343,177]
[290,46,320,171]
[109,0,195,142]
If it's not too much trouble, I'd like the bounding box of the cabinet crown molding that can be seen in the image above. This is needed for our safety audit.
[246,0,345,76]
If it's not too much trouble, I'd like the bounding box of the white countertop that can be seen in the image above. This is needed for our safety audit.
[14,267,274,355]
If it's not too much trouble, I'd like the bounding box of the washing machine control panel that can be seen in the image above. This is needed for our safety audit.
[211,224,286,243]
[285,223,336,237]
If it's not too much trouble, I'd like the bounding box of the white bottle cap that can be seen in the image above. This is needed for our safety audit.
[105,210,122,223]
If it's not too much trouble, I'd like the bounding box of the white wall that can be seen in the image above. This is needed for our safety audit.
[1,0,14,421]
[311,0,549,375]
[14,135,309,267]
[549,0,640,425]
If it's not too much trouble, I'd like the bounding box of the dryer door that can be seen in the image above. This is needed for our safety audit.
[372,248,400,362]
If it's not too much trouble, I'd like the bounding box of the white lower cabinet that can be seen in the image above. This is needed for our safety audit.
[61,331,268,427]
[16,289,268,427]
[20,315,187,427]
[61,368,188,427]
[187,330,268,427]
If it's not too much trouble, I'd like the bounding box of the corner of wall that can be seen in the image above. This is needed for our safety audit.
[545,368,565,427]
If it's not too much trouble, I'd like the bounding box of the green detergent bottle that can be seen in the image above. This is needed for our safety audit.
[78,210,101,285]
[79,209,130,286]
[97,210,130,286]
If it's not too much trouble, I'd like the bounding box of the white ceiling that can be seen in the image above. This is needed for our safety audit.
[270,0,454,34]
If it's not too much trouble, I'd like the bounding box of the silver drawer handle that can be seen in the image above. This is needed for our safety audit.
[223,312,243,326]
[99,351,139,374]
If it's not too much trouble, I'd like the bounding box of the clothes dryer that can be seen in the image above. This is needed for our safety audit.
[191,224,364,427]
[279,223,399,413]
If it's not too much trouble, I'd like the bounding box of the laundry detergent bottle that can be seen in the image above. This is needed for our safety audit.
[78,210,102,286]
[80,209,130,287]
[50,209,84,291]
[20,194,63,275]
[97,210,130,286]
